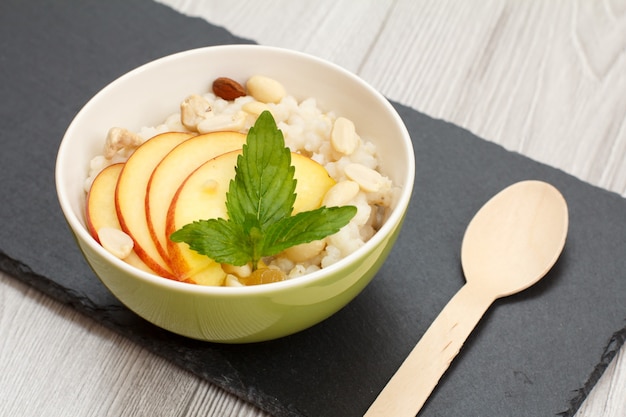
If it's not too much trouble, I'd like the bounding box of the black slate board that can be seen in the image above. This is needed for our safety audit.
[1,1,625,416]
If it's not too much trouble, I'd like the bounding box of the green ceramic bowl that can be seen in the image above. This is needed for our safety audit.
[55,45,415,343]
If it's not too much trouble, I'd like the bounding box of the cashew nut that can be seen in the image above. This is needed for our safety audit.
[180,94,212,131]
[222,263,252,278]
[197,111,246,134]
[98,227,134,259]
[246,75,286,104]
[331,117,359,155]
[242,100,271,117]
[344,163,388,193]
[283,240,326,263]
[224,274,245,287]
[323,180,360,207]
[103,127,143,159]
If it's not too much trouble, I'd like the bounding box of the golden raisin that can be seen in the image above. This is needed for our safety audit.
[239,267,286,286]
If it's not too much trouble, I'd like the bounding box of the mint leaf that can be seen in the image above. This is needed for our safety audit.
[171,218,252,267]
[262,206,358,256]
[170,110,357,270]
[226,111,296,229]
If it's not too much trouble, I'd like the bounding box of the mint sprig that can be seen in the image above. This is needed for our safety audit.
[170,111,357,269]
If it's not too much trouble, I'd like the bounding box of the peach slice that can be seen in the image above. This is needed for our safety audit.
[146,131,246,260]
[166,150,336,285]
[85,163,154,274]
[115,131,193,278]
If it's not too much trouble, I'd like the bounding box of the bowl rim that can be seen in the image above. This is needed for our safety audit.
[55,44,415,297]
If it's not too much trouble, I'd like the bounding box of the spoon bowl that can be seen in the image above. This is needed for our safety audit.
[366,180,569,416]
[461,180,569,297]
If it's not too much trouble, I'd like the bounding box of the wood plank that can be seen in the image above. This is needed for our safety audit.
[1,0,624,416]
[0,271,268,417]
[160,0,626,197]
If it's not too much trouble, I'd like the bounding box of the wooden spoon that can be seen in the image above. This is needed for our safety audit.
[365,180,568,417]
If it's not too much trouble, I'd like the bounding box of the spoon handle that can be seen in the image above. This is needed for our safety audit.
[364,283,494,417]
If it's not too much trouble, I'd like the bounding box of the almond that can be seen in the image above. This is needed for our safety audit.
[212,77,246,101]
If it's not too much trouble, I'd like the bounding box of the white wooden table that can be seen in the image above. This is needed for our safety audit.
[1,1,625,415]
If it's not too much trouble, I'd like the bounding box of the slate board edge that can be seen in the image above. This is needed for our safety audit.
[0,254,295,417]
[559,326,626,417]
[3,211,625,417]
[1,106,625,417]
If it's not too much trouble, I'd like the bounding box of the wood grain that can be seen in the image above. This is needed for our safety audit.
[159,0,626,198]
[0,271,270,417]
[1,1,624,416]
